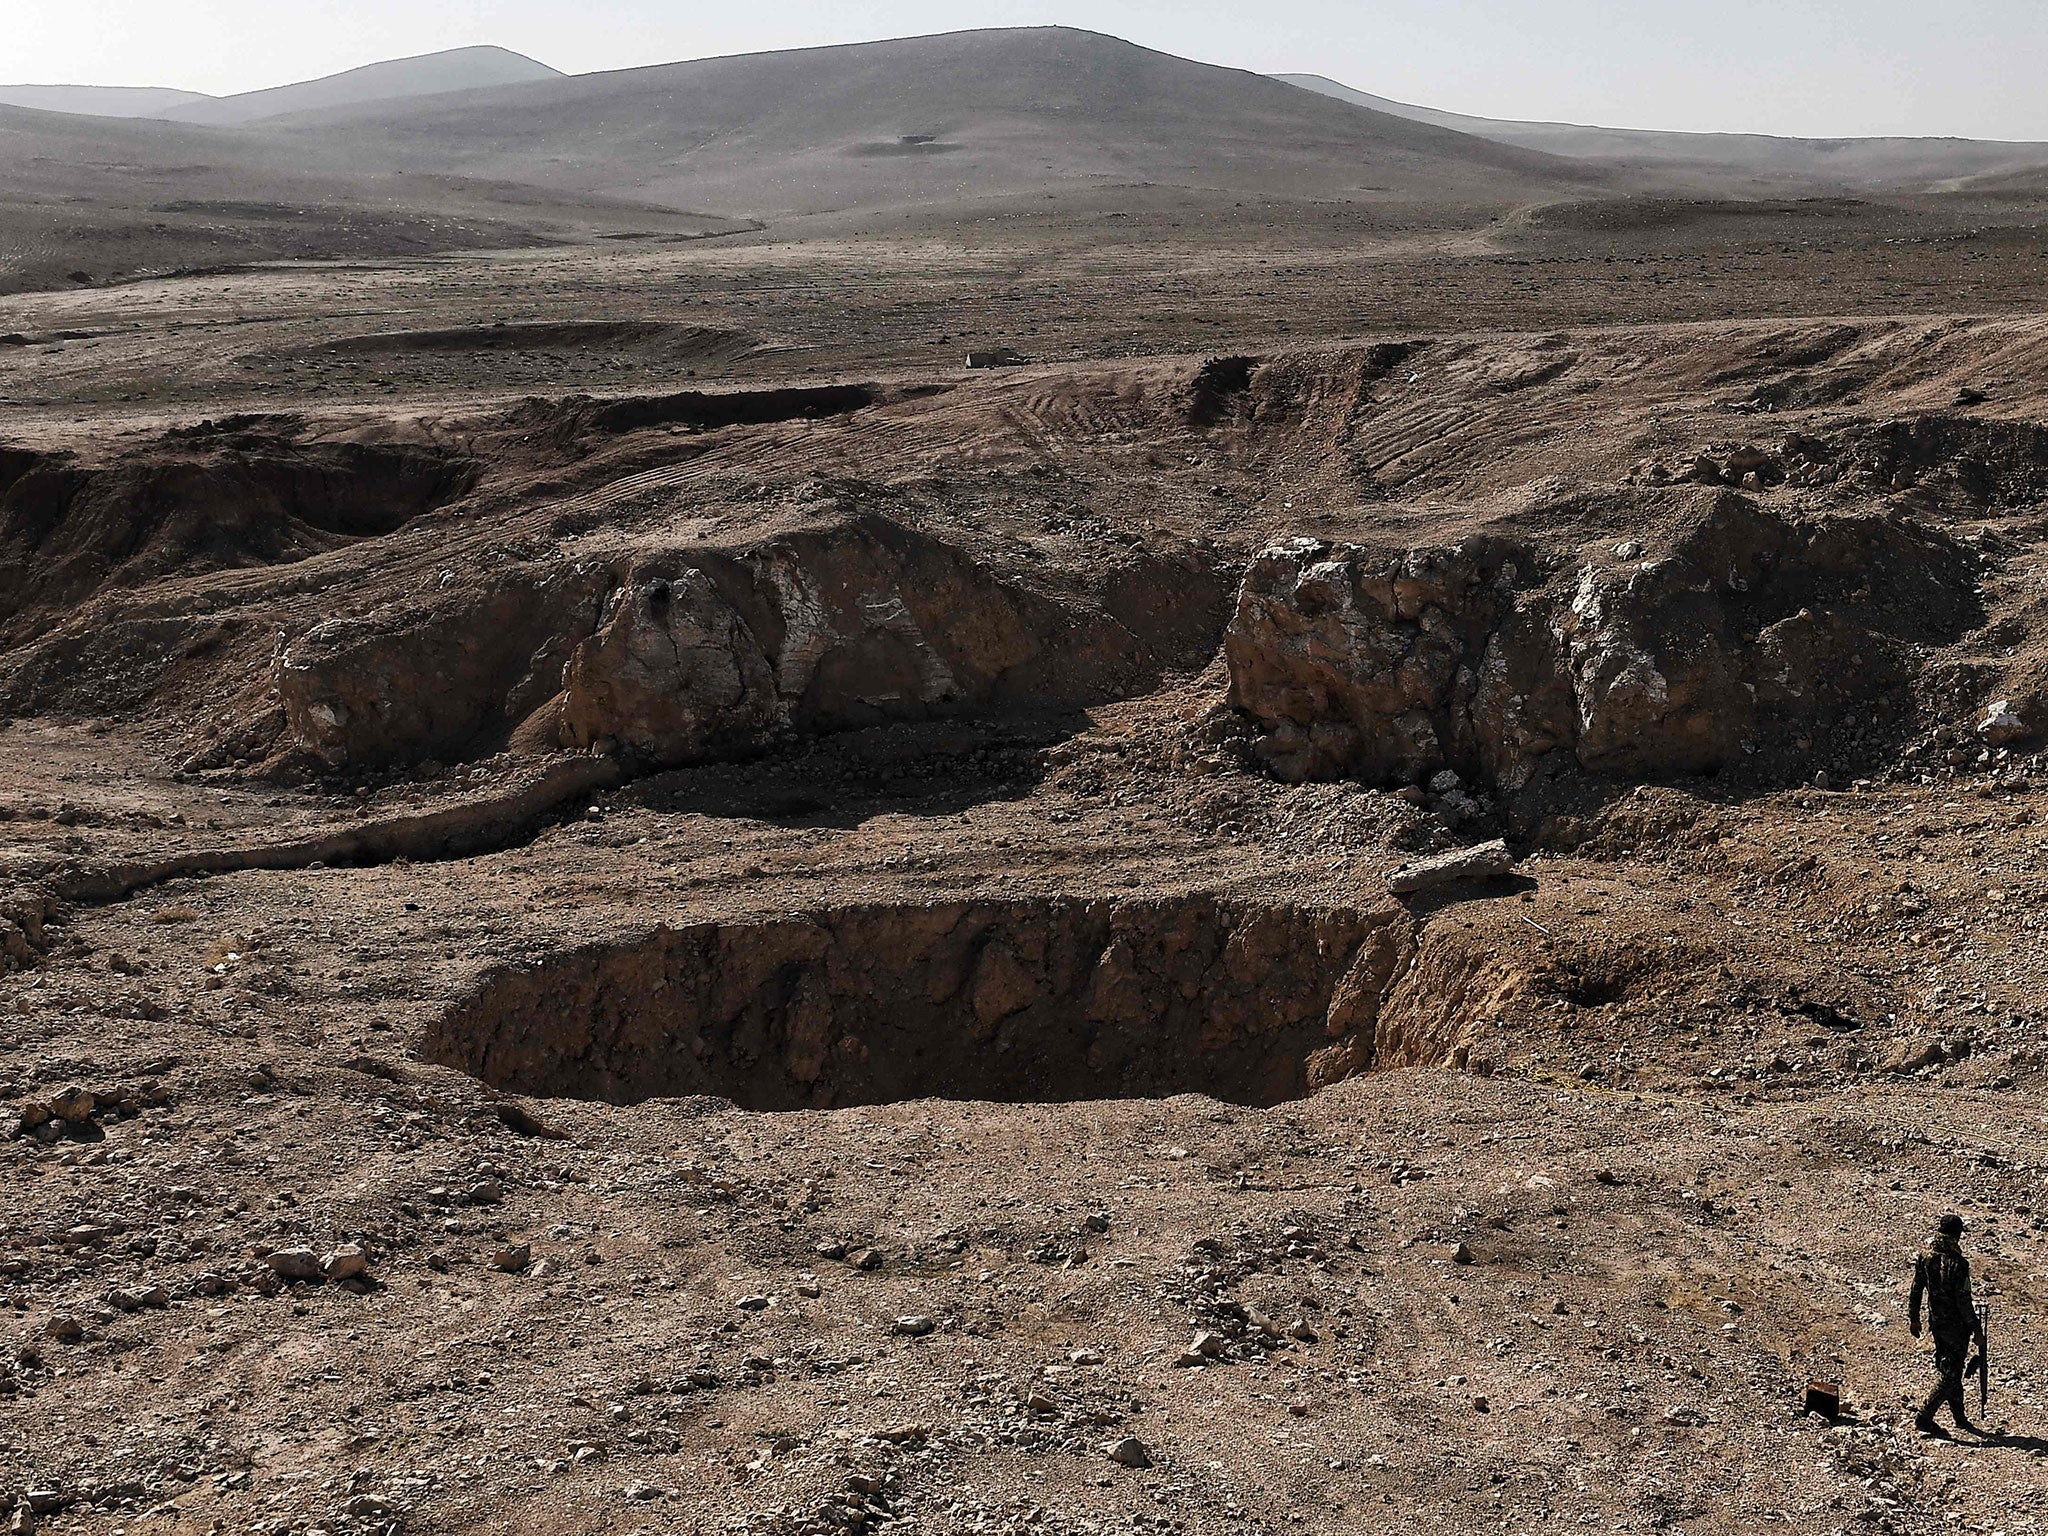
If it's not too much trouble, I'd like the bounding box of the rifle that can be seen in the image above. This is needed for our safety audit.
[1971,1303,1991,1417]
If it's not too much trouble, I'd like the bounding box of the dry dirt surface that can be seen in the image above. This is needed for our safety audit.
[7,79,2048,1536]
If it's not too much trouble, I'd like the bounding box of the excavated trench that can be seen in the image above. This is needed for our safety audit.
[0,433,478,636]
[422,897,1497,1111]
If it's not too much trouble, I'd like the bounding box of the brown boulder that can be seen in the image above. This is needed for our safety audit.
[559,569,777,763]
[1387,840,1515,896]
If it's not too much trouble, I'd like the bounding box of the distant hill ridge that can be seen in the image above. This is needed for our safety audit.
[230,28,1598,217]
[1276,72,2048,190]
[0,46,561,126]
[12,34,2042,195]
[0,83,213,117]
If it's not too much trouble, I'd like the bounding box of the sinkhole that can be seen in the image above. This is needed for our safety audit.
[422,897,1431,1110]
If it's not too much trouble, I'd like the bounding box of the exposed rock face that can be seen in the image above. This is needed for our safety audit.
[276,514,1230,770]
[1226,493,1978,790]
[423,898,1429,1111]
[557,567,779,761]
[273,564,613,769]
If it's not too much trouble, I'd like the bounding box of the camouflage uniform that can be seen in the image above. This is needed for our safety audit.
[1909,1223,1984,1432]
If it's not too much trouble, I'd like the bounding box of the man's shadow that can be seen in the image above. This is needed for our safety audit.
[1921,1424,2048,1455]
[1973,1429,2048,1456]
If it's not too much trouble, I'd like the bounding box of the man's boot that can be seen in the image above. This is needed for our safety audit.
[1917,1382,1948,1436]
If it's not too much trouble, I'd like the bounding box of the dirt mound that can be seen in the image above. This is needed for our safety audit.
[0,430,478,638]
[424,897,1437,1109]
[502,383,876,446]
[1524,197,1867,235]
[314,321,751,359]
[1225,492,1980,793]
[273,513,1231,771]
[1791,415,2048,505]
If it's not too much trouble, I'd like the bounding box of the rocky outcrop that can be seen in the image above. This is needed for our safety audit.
[275,514,1232,771]
[1226,492,1979,790]
[556,567,780,760]
[273,563,614,769]
[423,898,1418,1110]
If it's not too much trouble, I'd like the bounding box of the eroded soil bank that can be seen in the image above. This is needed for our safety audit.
[424,898,1477,1109]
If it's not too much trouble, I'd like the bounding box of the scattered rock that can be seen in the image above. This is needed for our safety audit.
[1881,1037,1945,1074]
[320,1246,369,1282]
[47,1086,96,1124]
[1194,1328,1230,1356]
[490,1242,533,1274]
[1980,699,2029,745]
[1104,1436,1152,1468]
[266,1248,321,1282]
[1389,840,1515,895]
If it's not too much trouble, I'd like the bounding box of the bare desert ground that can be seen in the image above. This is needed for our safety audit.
[5,27,2048,1536]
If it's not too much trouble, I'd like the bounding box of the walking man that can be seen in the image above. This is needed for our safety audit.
[1909,1213,1987,1435]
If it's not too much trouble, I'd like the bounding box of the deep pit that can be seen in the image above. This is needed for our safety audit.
[422,897,1479,1110]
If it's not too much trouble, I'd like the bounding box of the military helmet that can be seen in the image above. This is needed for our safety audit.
[1937,1213,1965,1238]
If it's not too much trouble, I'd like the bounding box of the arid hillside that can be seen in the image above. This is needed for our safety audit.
[0,103,750,296]
[234,28,1596,216]
[157,46,564,127]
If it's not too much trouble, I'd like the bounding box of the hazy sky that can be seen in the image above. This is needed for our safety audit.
[8,0,2044,141]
